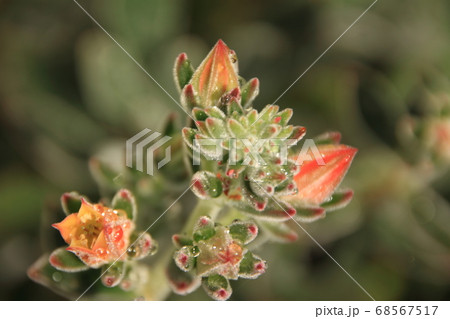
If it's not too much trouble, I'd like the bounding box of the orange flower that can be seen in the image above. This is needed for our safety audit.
[52,199,134,268]
[189,39,239,107]
[286,144,357,207]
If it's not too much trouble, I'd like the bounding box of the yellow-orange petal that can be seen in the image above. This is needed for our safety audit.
[77,198,101,223]
[91,230,108,255]
[288,144,357,206]
[52,213,79,244]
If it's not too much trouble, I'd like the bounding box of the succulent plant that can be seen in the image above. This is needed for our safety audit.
[28,39,357,301]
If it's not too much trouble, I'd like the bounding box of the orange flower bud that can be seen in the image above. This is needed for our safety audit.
[52,199,134,268]
[286,144,357,206]
[189,39,239,107]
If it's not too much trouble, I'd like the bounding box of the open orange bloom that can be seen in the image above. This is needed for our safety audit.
[52,199,134,268]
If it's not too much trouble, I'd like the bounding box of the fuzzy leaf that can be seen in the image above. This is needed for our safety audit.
[286,126,307,145]
[127,232,158,260]
[321,189,354,211]
[60,192,83,216]
[101,262,126,287]
[174,246,196,272]
[293,206,326,223]
[28,254,83,297]
[112,189,137,221]
[229,220,258,244]
[192,107,208,121]
[202,274,232,301]
[205,117,227,138]
[227,118,247,138]
[246,109,258,125]
[192,215,216,241]
[182,127,196,149]
[49,247,89,272]
[204,106,226,120]
[241,78,259,108]
[173,53,194,92]
[191,171,223,199]
[167,260,201,295]
[180,84,199,110]
[238,251,266,279]
[227,98,244,115]
[274,108,293,126]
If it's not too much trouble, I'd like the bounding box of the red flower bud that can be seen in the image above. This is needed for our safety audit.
[189,39,239,107]
[287,144,357,206]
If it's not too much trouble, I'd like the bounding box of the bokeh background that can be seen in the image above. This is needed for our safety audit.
[1,0,450,300]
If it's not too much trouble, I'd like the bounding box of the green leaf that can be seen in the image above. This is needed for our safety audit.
[192,107,208,121]
[229,220,258,244]
[173,53,194,92]
[192,215,216,242]
[204,106,226,120]
[112,189,137,221]
[275,108,293,126]
[191,171,223,199]
[321,189,354,211]
[238,251,266,279]
[241,78,259,108]
[127,232,158,260]
[227,98,244,115]
[205,117,227,138]
[293,205,326,223]
[227,118,247,138]
[101,262,126,288]
[277,125,294,139]
[167,260,201,295]
[182,127,196,149]
[202,274,232,301]
[174,246,196,272]
[246,109,258,125]
[28,254,83,298]
[60,192,84,216]
[49,247,89,272]
[180,84,199,110]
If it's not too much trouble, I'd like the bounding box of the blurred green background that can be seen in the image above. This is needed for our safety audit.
[1,0,450,300]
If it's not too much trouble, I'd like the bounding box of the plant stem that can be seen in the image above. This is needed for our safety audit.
[140,198,222,300]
